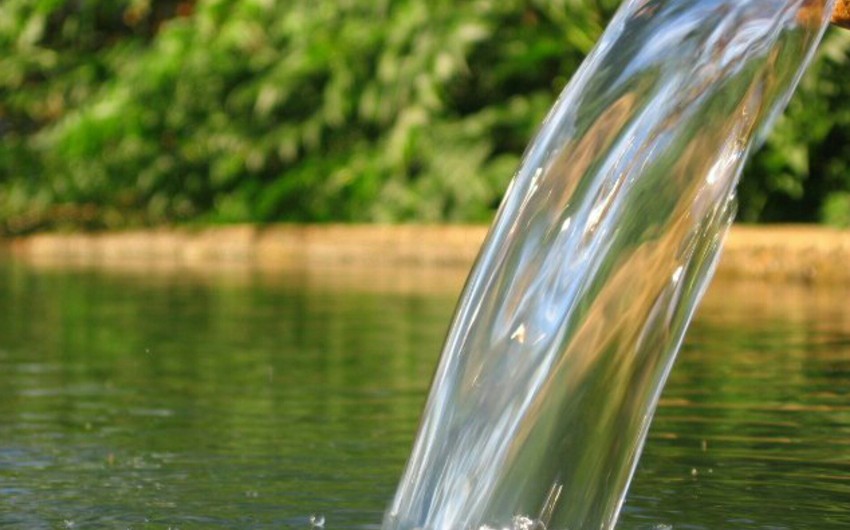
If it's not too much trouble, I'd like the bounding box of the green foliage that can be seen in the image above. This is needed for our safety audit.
[739,27,850,224]
[0,0,191,231]
[1,0,849,233]
[822,191,850,226]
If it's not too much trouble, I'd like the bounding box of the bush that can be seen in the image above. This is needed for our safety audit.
[739,27,850,223]
[822,191,850,226]
[1,0,849,233]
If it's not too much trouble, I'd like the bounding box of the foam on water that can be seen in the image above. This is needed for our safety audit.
[383,1,834,529]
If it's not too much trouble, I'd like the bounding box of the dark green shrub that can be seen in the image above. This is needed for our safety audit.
[1,1,849,233]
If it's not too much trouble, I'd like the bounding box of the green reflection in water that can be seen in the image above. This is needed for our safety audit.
[0,261,455,528]
[623,281,850,529]
[0,261,848,528]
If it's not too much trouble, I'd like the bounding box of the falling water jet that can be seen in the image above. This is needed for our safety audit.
[384,1,836,529]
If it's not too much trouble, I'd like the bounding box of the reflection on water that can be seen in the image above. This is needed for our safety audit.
[0,260,849,528]
[0,260,453,528]
[624,280,850,528]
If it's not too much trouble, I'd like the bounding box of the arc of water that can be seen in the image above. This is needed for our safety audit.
[384,2,835,529]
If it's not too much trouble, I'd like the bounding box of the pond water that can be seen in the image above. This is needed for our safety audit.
[0,259,848,529]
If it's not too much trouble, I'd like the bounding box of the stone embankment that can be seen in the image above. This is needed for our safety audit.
[6,224,850,283]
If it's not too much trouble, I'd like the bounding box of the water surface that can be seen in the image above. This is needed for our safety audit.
[0,260,848,528]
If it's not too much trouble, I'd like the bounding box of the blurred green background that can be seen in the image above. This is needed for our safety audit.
[2,0,850,234]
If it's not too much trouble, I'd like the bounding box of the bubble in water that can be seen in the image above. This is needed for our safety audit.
[511,515,542,530]
[310,514,326,527]
[477,515,544,530]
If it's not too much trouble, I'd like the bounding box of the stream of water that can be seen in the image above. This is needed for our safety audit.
[383,1,835,529]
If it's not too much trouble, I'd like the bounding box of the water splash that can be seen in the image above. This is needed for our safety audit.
[383,1,833,529]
